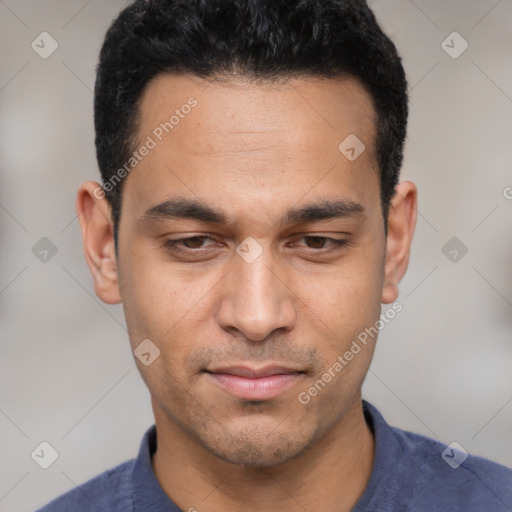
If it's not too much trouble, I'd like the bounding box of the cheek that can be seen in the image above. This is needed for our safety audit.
[291,248,384,387]
[118,259,202,403]
[118,249,222,392]
[293,264,382,412]
[119,248,201,337]
[300,250,383,327]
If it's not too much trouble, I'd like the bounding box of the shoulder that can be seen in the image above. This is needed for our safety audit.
[34,459,135,512]
[392,425,512,510]
[360,401,512,511]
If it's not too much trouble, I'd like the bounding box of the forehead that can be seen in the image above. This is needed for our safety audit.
[137,72,376,143]
[124,72,380,222]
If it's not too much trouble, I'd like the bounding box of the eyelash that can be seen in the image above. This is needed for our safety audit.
[162,235,350,254]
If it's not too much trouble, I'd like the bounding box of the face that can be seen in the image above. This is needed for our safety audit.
[78,73,416,467]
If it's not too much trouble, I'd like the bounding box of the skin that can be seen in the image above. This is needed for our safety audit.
[77,73,417,511]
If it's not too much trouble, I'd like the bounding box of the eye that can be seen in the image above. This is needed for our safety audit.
[163,235,217,252]
[161,234,350,257]
[294,236,349,250]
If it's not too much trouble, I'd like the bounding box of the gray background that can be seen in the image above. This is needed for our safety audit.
[1,1,511,510]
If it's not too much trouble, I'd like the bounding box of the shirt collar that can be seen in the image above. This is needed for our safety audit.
[352,400,430,510]
[131,423,182,511]
[130,400,424,511]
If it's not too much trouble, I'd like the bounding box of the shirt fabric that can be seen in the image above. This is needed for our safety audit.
[35,400,512,511]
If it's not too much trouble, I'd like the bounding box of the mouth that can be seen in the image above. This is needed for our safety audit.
[203,365,305,401]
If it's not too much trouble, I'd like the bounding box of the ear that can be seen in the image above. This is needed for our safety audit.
[381,181,417,304]
[76,181,121,304]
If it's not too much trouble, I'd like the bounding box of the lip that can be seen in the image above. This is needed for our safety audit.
[204,365,305,400]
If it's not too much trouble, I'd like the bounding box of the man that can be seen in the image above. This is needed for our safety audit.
[36,0,512,511]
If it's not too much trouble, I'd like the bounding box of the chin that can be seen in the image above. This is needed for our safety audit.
[196,419,315,467]
[212,438,305,467]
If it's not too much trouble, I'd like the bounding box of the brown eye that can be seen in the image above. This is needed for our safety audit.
[304,236,329,249]
[163,235,216,253]
[180,236,209,248]
[296,236,348,251]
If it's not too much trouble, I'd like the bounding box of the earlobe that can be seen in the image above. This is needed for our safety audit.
[381,181,417,304]
[76,181,122,305]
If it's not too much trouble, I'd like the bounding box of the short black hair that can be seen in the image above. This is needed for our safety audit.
[94,0,408,249]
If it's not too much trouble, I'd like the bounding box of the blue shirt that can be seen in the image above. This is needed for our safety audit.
[35,400,512,511]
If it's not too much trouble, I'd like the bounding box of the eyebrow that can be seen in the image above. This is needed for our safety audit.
[140,197,365,227]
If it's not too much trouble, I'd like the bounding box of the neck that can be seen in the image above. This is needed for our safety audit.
[151,397,375,512]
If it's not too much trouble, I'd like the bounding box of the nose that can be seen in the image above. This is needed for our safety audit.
[216,246,297,342]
